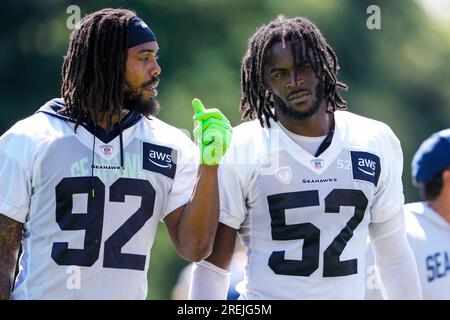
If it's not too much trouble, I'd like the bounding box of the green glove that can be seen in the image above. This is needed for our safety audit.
[192,98,232,166]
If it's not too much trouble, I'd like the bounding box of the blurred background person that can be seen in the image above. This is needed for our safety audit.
[366,129,450,300]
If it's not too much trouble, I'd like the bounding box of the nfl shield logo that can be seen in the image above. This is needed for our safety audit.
[100,145,113,157]
[311,158,324,169]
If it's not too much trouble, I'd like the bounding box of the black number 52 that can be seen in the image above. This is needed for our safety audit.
[267,189,368,277]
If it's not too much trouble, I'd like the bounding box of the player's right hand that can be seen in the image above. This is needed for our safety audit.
[192,98,232,166]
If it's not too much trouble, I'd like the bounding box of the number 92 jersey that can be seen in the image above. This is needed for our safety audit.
[0,98,198,299]
[219,111,404,299]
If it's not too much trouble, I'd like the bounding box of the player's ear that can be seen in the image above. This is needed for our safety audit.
[442,167,450,186]
[264,88,274,103]
[262,65,273,89]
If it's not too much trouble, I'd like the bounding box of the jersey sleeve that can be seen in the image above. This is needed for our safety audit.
[160,136,199,220]
[364,241,384,300]
[218,132,250,230]
[370,125,405,223]
[0,124,35,223]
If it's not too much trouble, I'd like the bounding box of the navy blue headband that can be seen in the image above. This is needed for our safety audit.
[127,16,156,49]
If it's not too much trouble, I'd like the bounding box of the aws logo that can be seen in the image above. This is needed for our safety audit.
[357,158,376,176]
[143,142,177,179]
[149,150,172,169]
[351,151,381,186]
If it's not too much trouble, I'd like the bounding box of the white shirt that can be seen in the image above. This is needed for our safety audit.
[218,111,405,299]
[0,98,198,299]
[406,202,450,299]
[277,122,326,156]
[366,202,450,299]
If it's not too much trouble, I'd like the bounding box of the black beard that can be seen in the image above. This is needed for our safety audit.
[122,90,160,117]
[274,81,325,121]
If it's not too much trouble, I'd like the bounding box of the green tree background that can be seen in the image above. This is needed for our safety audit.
[0,0,448,299]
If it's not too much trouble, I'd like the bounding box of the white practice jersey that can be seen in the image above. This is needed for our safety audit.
[0,98,198,299]
[219,111,404,299]
[366,202,450,300]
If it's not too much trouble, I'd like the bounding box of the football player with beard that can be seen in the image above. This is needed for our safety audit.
[0,8,231,299]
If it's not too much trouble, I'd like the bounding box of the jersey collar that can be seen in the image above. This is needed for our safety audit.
[269,114,343,175]
[36,98,144,143]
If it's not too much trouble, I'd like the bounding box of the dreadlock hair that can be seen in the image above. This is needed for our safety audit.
[240,15,348,127]
[61,8,136,130]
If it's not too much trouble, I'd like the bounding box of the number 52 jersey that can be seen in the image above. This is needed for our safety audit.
[0,98,198,299]
[219,111,404,299]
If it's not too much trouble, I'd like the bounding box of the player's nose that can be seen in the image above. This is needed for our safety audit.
[150,60,161,77]
[286,73,304,88]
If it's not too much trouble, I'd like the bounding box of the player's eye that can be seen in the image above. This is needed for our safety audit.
[140,54,158,63]
[273,71,287,79]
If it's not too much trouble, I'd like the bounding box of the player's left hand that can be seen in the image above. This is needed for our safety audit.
[192,98,232,166]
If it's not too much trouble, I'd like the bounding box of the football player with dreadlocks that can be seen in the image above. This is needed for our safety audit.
[189,15,421,300]
[0,8,231,299]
